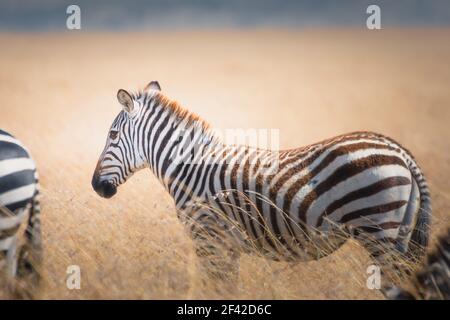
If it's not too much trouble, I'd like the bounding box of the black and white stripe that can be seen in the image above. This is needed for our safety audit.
[0,129,41,292]
[387,228,449,300]
[92,82,432,294]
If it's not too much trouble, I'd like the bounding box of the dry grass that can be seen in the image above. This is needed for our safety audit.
[0,29,449,299]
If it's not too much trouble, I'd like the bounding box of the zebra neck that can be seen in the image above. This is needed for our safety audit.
[144,96,221,205]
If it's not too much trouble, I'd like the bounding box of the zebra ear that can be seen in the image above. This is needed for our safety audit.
[145,81,161,91]
[117,89,134,113]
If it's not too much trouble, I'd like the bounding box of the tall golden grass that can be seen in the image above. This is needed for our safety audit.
[1,190,445,299]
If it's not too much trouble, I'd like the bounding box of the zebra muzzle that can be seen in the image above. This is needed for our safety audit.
[91,176,117,199]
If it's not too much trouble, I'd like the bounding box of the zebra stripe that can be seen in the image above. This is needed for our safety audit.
[92,83,432,293]
[0,131,37,213]
[387,228,450,300]
[0,129,42,292]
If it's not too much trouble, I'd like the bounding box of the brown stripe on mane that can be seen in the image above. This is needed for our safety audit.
[153,92,212,132]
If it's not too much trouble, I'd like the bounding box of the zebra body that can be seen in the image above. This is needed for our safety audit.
[183,132,429,262]
[92,82,431,293]
[0,129,41,292]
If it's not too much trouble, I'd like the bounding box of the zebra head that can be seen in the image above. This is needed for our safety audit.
[91,81,161,198]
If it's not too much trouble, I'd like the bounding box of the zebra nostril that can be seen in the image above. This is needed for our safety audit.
[100,181,116,198]
[92,174,117,198]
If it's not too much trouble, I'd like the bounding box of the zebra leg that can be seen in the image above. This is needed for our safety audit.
[0,205,41,298]
[2,236,18,277]
[181,205,241,295]
[193,221,240,294]
[386,228,450,300]
[395,177,429,266]
[370,179,430,297]
[0,235,19,297]
[0,207,25,278]
[353,229,410,296]
[17,196,42,288]
[194,235,240,295]
[14,244,40,299]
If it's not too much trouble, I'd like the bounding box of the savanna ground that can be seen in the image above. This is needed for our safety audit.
[0,28,449,299]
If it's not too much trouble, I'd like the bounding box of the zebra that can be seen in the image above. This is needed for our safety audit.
[0,129,42,296]
[92,81,431,295]
[387,228,449,300]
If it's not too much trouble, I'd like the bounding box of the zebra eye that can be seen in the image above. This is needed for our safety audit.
[109,130,118,140]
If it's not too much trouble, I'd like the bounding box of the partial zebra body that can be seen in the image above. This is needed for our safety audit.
[92,82,432,296]
[387,228,450,300]
[0,129,41,295]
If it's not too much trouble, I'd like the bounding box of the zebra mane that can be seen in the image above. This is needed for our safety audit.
[152,92,211,131]
[140,91,220,146]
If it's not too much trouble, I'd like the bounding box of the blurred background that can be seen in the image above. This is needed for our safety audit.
[1,0,450,30]
[0,0,449,299]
